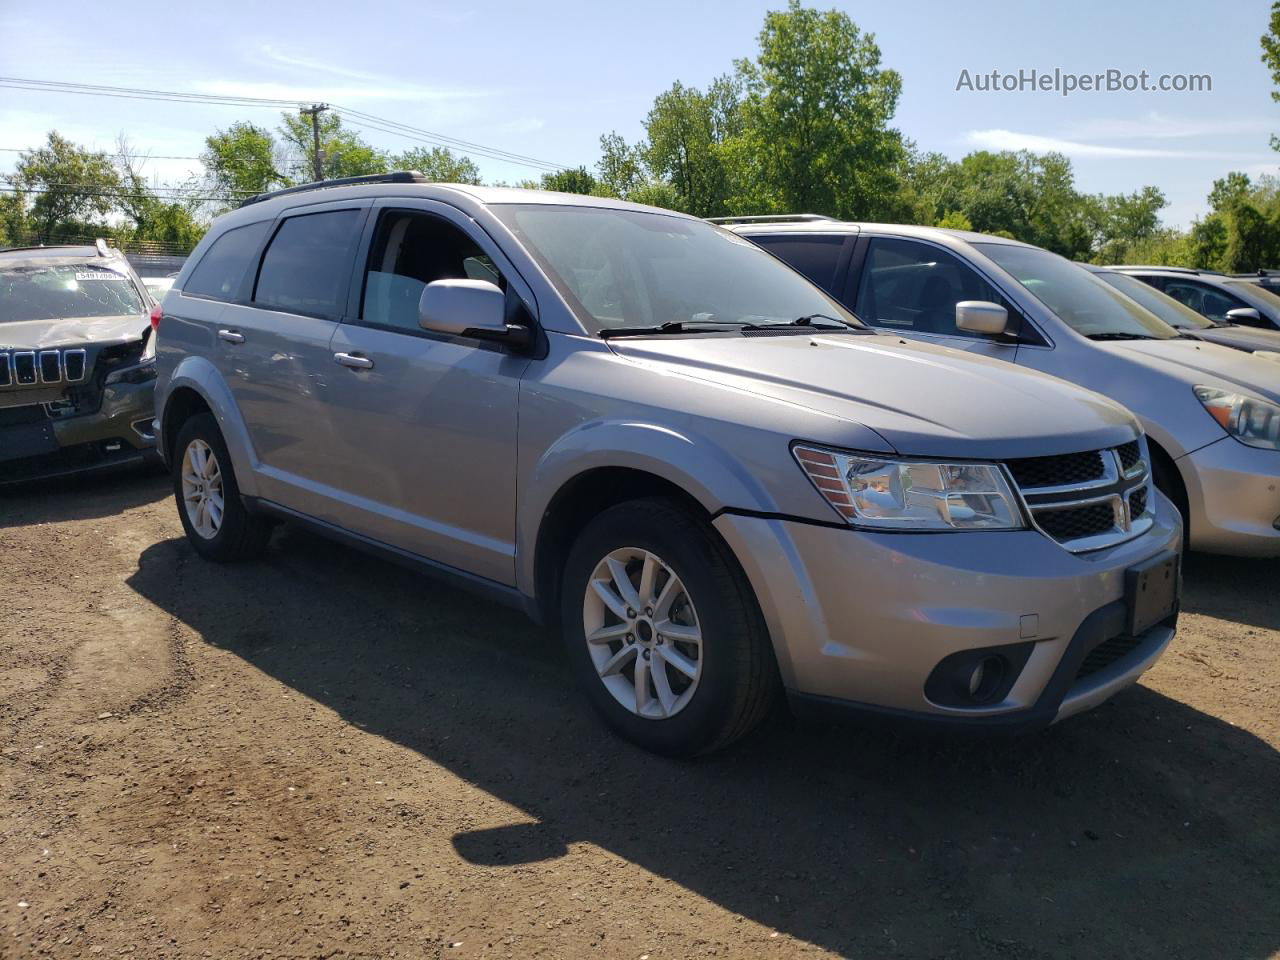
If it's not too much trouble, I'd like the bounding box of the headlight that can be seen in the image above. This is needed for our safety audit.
[1194,386,1280,450]
[794,445,1026,530]
[104,356,157,386]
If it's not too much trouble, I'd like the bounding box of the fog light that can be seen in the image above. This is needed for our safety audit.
[925,643,1032,708]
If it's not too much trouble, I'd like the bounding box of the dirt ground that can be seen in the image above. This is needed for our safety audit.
[0,472,1276,960]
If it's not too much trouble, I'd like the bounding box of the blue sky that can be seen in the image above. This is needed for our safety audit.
[1,0,1276,227]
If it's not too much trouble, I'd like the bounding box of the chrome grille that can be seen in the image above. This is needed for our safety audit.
[1007,441,1153,552]
[0,348,89,388]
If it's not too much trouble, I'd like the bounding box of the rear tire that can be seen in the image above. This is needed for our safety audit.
[172,413,272,562]
[560,497,777,757]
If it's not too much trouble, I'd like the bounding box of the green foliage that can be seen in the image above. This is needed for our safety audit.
[540,166,598,195]
[642,79,734,216]
[277,111,388,182]
[934,210,972,231]
[6,132,121,240]
[202,123,283,203]
[730,1,906,219]
[1263,2,1280,149]
[392,146,482,184]
[596,133,646,198]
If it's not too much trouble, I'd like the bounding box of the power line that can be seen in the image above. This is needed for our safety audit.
[0,76,570,172]
[0,186,242,202]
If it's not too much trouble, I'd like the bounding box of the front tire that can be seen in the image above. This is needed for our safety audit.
[172,413,272,562]
[560,498,777,757]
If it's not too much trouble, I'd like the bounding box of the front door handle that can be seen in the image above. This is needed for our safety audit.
[334,352,374,370]
[217,329,245,344]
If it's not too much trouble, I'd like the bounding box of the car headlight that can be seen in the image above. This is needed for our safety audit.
[794,445,1026,530]
[1194,386,1280,450]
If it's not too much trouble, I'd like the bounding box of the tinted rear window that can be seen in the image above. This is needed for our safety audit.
[253,209,362,318]
[0,263,145,323]
[752,235,846,291]
[184,221,271,301]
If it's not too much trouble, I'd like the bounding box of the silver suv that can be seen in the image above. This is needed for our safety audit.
[154,175,1181,755]
[726,218,1280,557]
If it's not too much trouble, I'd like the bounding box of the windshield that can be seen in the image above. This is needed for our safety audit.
[1224,278,1280,315]
[0,263,146,323]
[976,243,1179,340]
[490,204,861,333]
[1094,270,1212,329]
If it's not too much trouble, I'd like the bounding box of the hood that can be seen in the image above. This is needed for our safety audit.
[1193,325,1280,356]
[1097,338,1280,403]
[606,332,1139,459]
[0,314,147,350]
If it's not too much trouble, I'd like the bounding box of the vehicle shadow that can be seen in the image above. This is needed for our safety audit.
[1182,551,1280,631]
[0,468,168,528]
[126,528,1280,959]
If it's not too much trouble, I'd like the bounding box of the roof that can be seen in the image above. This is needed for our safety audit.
[721,217,1032,247]
[225,171,695,224]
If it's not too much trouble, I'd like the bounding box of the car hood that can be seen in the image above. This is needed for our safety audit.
[1096,338,1280,403]
[606,332,1138,459]
[1192,325,1280,355]
[0,314,147,350]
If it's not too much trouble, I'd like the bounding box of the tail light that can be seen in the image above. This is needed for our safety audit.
[150,302,162,331]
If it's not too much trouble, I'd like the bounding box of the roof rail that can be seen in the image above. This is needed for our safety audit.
[705,214,836,225]
[238,170,430,208]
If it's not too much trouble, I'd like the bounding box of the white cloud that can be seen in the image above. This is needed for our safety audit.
[1064,112,1273,142]
[963,128,1272,161]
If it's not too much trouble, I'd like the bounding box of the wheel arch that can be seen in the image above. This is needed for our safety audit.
[158,357,259,496]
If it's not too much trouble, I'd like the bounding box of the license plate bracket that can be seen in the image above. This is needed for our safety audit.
[1125,551,1179,637]
[0,422,59,462]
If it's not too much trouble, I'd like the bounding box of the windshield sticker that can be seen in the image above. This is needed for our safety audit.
[74,272,123,282]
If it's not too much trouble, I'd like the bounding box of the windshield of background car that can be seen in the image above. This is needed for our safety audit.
[1095,270,1212,329]
[0,263,146,323]
[1224,279,1280,315]
[975,243,1179,339]
[490,204,862,333]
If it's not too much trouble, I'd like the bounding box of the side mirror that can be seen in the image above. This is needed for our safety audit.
[418,279,530,350]
[1225,307,1263,325]
[955,300,1009,336]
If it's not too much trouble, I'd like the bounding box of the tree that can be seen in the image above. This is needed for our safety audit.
[392,146,481,184]
[277,111,387,182]
[596,132,647,198]
[540,166,598,194]
[642,80,732,216]
[202,122,284,204]
[729,1,907,219]
[1263,2,1280,149]
[6,132,121,241]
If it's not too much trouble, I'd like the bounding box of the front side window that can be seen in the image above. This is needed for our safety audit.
[361,211,505,332]
[1222,279,1280,323]
[490,204,859,333]
[0,262,145,323]
[976,243,1178,340]
[855,237,1009,338]
[253,209,362,318]
[184,221,270,302]
[751,235,846,292]
[1160,280,1246,323]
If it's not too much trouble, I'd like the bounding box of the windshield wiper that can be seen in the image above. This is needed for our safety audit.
[1086,332,1161,341]
[599,320,749,339]
[739,313,863,332]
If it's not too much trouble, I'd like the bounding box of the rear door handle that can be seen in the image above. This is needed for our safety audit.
[217,329,245,344]
[334,352,374,370]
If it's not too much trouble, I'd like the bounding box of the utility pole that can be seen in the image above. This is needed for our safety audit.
[299,103,329,181]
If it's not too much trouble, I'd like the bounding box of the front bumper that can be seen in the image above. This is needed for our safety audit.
[1180,436,1280,557]
[713,492,1182,731]
[0,379,157,484]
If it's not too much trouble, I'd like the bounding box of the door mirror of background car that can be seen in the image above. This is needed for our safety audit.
[418,278,531,350]
[1226,307,1263,325]
[955,300,1010,336]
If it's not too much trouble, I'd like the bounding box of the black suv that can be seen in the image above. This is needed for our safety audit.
[0,241,159,483]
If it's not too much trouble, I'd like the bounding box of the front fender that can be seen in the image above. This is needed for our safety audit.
[159,355,261,498]
[515,418,791,596]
